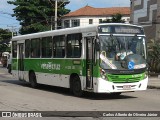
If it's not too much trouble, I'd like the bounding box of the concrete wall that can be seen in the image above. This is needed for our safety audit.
[156,0,160,41]
[130,0,158,41]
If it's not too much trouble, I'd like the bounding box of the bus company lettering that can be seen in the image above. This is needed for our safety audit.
[41,62,60,71]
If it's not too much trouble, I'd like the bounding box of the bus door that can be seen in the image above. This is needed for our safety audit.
[85,36,95,89]
[18,43,25,80]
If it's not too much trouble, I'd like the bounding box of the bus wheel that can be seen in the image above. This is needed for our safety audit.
[29,72,38,88]
[72,76,83,97]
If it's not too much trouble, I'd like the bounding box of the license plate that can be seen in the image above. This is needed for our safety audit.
[123,85,131,90]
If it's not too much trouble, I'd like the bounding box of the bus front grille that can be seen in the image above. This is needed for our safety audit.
[107,74,144,83]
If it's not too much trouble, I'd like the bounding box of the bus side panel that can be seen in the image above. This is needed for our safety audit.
[23,58,85,89]
[12,58,19,79]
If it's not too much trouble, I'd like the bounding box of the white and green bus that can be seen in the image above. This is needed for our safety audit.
[11,23,148,96]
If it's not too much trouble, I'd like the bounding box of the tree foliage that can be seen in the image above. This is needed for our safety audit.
[7,0,70,34]
[102,13,125,23]
[0,28,12,52]
[147,40,160,73]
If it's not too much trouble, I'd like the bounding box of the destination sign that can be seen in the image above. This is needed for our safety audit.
[99,25,144,34]
[115,26,142,34]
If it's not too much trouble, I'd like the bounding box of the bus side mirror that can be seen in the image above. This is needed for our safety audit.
[93,39,100,65]
[95,42,100,51]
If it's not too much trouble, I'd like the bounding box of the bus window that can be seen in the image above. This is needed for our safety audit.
[41,37,52,58]
[53,35,65,58]
[31,38,40,58]
[25,40,30,58]
[12,41,17,58]
[66,33,82,58]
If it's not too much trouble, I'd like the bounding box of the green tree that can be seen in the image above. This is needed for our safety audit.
[147,40,160,73]
[0,28,12,52]
[102,13,125,23]
[7,0,70,35]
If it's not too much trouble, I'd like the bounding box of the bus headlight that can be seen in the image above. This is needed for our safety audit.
[100,68,107,80]
[144,72,148,79]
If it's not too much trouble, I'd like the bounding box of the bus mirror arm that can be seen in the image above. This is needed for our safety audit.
[94,39,100,65]
[95,42,100,51]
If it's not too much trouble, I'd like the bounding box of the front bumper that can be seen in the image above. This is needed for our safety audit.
[95,77,148,93]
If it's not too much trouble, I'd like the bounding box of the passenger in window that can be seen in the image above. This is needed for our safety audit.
[31,49,35,58]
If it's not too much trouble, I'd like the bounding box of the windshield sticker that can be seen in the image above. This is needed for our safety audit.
[100,54,117,69]
[134,64,146,69]
[128,61,135,70]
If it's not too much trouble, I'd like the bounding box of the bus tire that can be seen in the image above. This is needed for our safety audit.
[29,71,38,88]
[72,76,83,97]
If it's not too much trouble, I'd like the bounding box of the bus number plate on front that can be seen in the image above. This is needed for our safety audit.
[123,85,131,90]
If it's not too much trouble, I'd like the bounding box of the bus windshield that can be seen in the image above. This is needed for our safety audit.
[99,35,147,70]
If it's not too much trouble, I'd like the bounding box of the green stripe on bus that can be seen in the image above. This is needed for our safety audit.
[12,58,100,77]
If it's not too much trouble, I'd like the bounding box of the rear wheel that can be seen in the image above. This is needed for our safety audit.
[29,72,38,88]
[72,76,83,97]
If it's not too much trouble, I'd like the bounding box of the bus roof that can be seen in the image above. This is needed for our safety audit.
[12,23,143,41]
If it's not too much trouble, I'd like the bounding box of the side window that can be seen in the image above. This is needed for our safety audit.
[89,19,93,24]
[12,41,17,58]
[31,38,40,58]
[71,19,80,27]
[41,37,52,58]
[99,19,103,23]
[53,35,65,58]
[64,20,70,28]
[67,33,82,58]
[25,40,30,58]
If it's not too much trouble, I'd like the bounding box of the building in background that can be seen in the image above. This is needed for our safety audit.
[130,0,160,42]
[62,6,130,28]
[156,0,160,41]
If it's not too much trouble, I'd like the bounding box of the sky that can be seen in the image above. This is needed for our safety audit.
[0,0,130,31]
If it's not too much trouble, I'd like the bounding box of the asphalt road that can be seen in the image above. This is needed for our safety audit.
[0,66,160,120]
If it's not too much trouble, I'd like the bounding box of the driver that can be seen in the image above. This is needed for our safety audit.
[116,49,133,60]
[115,37,134,60]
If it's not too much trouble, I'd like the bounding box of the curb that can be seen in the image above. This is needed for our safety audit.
[147,85,160,89]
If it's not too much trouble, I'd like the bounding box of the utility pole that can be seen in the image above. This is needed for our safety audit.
[50,0,70,30]
[51,16,53,30]
[55,0,58,30]
[7,25,17,38]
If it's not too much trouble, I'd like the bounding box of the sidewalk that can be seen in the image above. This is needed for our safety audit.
[148,76,160,89]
